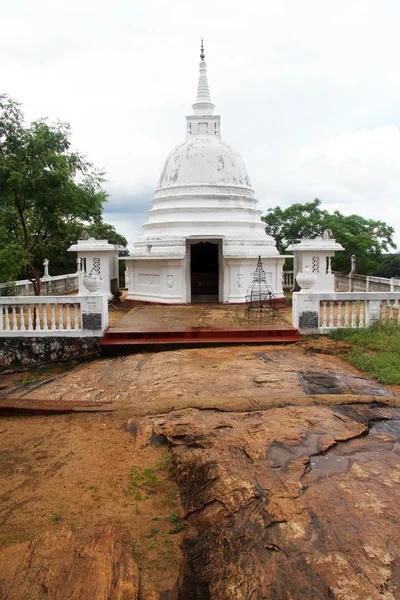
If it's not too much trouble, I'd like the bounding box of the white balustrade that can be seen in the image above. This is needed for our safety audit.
[344,301,350,327]
[282,271,294,289]
[293,291,400,334]
[0,295,108,337]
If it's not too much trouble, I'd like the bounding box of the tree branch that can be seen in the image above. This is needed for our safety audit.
[28,220,44,253]
[14,193,29,249]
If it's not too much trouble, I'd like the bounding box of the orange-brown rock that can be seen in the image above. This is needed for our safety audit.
[135,404,400,599]
[0,528,144,600]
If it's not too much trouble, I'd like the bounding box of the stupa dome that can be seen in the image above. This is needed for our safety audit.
[158,136,252,189]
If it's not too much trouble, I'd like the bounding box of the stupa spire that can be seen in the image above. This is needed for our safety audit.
[192,40,215,116]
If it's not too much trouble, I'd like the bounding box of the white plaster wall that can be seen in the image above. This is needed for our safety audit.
[223,257,286,303]
[126,259,186,303]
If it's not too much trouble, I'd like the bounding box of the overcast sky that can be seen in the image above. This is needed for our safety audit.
[3,0,400,251]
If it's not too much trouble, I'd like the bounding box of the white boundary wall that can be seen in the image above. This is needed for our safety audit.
[334,272,400,293]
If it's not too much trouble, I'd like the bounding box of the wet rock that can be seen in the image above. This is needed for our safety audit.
[299,370,393,397]
[299,370,349,394]
[144,405,400,599]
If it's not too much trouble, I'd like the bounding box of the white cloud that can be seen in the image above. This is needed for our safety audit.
[2,0,400,249]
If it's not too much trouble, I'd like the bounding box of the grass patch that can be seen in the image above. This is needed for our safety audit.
[52,513,62,524]
[157,451,172,471]
[126,466,160,496]
[330,323,400,384]
[169,513,185,533]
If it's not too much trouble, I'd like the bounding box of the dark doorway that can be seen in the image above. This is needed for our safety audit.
[190,242,219,303]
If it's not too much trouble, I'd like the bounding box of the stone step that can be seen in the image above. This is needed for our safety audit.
[101,326,302,352]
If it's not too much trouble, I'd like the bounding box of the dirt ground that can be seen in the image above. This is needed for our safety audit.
[0,409,183,596]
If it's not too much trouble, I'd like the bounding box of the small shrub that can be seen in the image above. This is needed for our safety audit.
[169,513,185,533]
[52,513,62,524]
[157,450,172,471]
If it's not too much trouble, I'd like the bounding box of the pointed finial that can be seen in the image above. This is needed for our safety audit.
[200,39,205,61]
[192,40,215,115]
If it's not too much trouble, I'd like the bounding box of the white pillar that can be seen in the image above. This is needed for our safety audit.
[292,291,320,333]
[80,294,108,333]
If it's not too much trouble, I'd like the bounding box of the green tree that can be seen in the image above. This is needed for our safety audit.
[0,94,107,294]
[28,220,129,278]
[373,253,400,279]
[262,199,397,274]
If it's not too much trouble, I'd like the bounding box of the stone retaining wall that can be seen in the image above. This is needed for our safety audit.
[0,274,79,297]
[0,337,101,370]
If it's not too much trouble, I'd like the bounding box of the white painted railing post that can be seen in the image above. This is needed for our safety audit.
[351,302,357,328]
[381,300,387,324]
[80,294,108,335]
[292,292,320,333]
[359,301,365,327]
[337,301,343,327]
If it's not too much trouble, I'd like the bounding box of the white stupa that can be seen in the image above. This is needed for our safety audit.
[125,42,286,305]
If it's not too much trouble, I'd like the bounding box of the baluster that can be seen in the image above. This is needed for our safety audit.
[27,306,33,330]
[0,305,3,331]
[344,301,350,327]
[389,300,394,323]
[329,301,334,328]
[337,301,342,328]
[58,304,64,330]
[35,306,41,331]
[351,301,357,327]
[51,304,56,330]
[12,306,18,330]
[322,301,327,328]
[5,306,10,330]
[42,303,48,330]
[381,300,386,324]
[397,300,400,325]
[66,304,71,330]
[19,306,26,330]
[359,300,365,327]
[74,304,79,330]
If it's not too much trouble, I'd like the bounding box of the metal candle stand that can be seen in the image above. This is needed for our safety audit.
[244,256,278,322]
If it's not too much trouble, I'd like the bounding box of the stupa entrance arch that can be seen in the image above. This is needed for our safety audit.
[187,239,222,303]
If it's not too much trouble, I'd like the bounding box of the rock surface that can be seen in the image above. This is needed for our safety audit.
[0,528,144,600]
[133,404,400,599]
